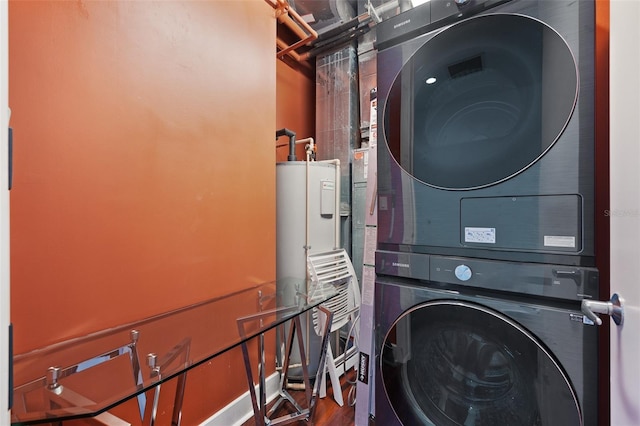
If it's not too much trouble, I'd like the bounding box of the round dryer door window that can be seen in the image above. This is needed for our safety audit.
[380,301,582,425]
[383,14,578,190]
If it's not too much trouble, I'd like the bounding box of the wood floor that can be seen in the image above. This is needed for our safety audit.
[241,368,357,426]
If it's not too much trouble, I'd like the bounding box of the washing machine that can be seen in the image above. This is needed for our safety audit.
[376,0,596,267]
[374,253,599,426]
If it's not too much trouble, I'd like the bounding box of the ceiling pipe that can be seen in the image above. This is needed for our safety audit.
[276,38,313,71]
[275,7,318,59]
[278,13,308,40]
[265,0,318,62]
[305,17,372,58]
[276,37,312,62]
[367,0,399,23]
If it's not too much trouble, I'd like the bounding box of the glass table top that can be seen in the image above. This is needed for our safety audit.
[11,279,336,425]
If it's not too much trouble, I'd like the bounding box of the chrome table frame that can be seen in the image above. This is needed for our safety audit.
[11,281,337,425]
[237,303,334,426]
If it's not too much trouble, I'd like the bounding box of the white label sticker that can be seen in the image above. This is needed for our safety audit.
[583,315,595,326]
[363,226,377,266]
[544,235,576,248]
[361,265,376,307]
[321,180,334,190]
[464,227,496,244]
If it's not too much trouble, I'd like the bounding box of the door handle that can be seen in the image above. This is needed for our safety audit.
[581,293,624,326]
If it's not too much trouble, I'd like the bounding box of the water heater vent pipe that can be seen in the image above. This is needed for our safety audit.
[276,128,297,161]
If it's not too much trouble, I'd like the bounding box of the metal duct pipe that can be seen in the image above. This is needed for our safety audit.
[315,44,359,254]
[399,0,413,12]
[367,0,399,22]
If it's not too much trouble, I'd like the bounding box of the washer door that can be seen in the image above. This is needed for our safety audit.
[381,301,582,425]
[382,14,578,190]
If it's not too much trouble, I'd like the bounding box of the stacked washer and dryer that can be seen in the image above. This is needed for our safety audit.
[373,1,600,425]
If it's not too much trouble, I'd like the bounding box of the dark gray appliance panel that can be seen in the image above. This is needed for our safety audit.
[374,277,598,426]
[376,0,596,265]
[460,194,583,253]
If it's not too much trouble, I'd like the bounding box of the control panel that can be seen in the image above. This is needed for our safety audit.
[375,250,599,302]
[430,255,599,301]
[375,0,512,50]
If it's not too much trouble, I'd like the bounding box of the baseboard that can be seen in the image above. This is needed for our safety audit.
[199,372,281,426]
[200,347,357,426]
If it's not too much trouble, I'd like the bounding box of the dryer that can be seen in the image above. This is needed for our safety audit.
[376,0,596,266]
[374,254,599,426]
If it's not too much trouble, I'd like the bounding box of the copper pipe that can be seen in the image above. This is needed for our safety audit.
[276,38,311,62]
[264,0,278,9]
[275,13,317,60]
[283,3,318,41]
[276,37,313,69]
[276,7,317,47]
[265,0,317,63]
[276,36,311,59]
[277,11,308,40]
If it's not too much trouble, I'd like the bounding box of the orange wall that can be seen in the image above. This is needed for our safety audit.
[9,0,276,423]
[276,60,315,162]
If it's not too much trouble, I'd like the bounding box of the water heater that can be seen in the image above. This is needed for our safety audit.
[276,161,339,290]
[276,160,339,377]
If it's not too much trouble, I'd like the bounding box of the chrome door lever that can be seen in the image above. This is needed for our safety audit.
[581,293,624,326]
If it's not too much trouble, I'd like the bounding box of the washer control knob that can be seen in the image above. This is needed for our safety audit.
[454,264,472,281]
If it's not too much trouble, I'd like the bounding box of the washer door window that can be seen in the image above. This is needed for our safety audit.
[381,301,581,425]
[383,14,578,190]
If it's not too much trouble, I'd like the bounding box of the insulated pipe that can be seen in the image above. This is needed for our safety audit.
[276,128,297,161]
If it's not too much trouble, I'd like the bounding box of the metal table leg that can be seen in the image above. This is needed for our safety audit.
[238,306,334,426]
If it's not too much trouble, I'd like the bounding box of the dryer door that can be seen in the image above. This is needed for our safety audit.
[382,13,578,190]
[380,301,582,425]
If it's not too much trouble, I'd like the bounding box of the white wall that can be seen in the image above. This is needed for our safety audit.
[1,0,10,422]
[609,1,640,425]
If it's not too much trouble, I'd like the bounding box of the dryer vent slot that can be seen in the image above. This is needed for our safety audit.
[449,55,483,79]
